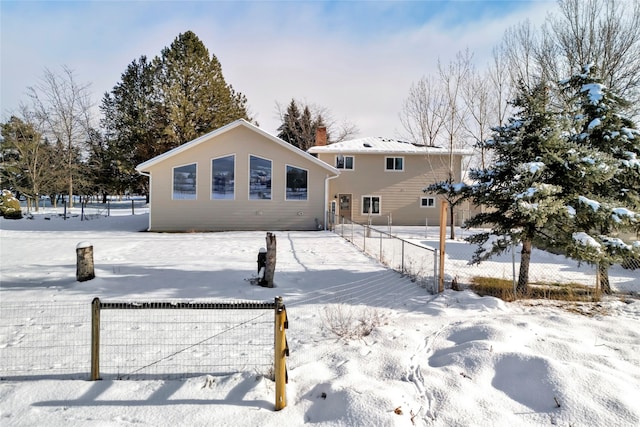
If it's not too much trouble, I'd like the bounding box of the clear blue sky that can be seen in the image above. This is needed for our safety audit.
[1,0,557,137]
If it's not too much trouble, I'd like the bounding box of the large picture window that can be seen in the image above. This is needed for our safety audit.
[362,195,381,215]
[249,155,272,200]
[336,155,354,170]
[173,163,197,200]
[286,165,308,200]
[211,155,235,199]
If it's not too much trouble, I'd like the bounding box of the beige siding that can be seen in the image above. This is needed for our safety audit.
[320,152,466,226]
[145,126,331,231]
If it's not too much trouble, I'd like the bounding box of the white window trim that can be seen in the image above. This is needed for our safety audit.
[285,164,309,201]
[335,154,355,170]
[420,196,436,208]
[385,156,404,171]
[248,154,273,201]
[361,195,381,215]
[210,154,236,201]
[172,162,198,200]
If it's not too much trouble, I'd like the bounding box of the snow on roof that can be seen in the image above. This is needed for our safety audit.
[136,119,338,175]
[308,136,473,156]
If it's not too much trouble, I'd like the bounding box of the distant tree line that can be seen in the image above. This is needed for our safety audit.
[1,31,250,208]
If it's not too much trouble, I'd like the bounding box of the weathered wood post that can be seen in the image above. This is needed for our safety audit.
[91,297,101,380]
[438,201,448,293]
[274,296,288,410]
[264,232,277,288]
[76,242,95,282]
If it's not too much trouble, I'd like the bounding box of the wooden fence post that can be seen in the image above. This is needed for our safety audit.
[91,297,101,380]
[264,232,277,288]
[439,201,448,293]
[274,296,288,410]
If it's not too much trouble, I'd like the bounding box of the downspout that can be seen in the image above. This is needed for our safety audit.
[137,170,151,232]
[324,173,339,230]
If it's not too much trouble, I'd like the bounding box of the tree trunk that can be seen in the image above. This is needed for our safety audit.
[449,204,456,239]
[68,173,74,208]
[517,240,532,297]
[263,232,277,288]
[598,262,612,294]
[76,242,95,282]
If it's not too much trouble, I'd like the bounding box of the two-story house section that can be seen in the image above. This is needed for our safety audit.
[308,133,473,227]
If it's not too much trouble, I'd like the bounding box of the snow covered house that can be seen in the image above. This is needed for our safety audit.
[308,130,473,226]
[136,119,339,231]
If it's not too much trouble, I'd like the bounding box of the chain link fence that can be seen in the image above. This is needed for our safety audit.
[329,214,439,293]
[328,214,639,294]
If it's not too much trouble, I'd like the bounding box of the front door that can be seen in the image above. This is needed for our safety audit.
[338,194,352,221]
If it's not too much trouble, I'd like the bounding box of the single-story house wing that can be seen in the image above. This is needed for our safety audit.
[136,119,339,231]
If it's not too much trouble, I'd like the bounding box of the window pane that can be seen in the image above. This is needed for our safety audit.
[363,197,371,214]
[345,156,353,169]
[395,157,403,170]
[249,155,272,200]
[372,197,380,214]
[286,165,308,200]
[421,197,435,207]
[173,164,197,199]
[386,157,395,170]
[212,155,235,199]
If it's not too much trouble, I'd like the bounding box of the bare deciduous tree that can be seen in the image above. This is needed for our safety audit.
[438,50,473,239]
[400,50,476,240]
[27,66,93,208]
[399,75,447,147]
[501,0,640,115]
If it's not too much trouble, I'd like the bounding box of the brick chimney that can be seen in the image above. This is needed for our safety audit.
[315,126,327,146]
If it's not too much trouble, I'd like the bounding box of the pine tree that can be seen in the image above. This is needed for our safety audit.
[277,100,302,147]
[276,99,328,151]
[101,31,251,199]
[101,55,160,197]
[465,82,571,295]
[558,65,640,293]
[157,31,250,147]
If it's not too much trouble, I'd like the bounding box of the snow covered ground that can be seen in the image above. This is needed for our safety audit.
[1,208,639,426]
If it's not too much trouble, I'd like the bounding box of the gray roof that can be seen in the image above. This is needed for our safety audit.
[307,136,473,156]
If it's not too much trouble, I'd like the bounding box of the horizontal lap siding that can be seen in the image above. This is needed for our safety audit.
[147,126,329,231]
[320,152,463,226]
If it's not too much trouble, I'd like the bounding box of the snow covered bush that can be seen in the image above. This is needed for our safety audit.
[0,190,23,219]
[321,304,384,341]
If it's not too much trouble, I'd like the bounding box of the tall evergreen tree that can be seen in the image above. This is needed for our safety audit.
[156,31,250,147]
[557,65,640,293]
[463,82,571,295]
[101,55,160,197]
[101,31,251,198]
[276,99,327,151]
[277,99,302,147]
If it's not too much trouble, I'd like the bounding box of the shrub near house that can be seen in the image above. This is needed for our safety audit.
[0,190,23,219]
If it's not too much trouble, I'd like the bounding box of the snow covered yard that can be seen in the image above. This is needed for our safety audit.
[1,212,639,426]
